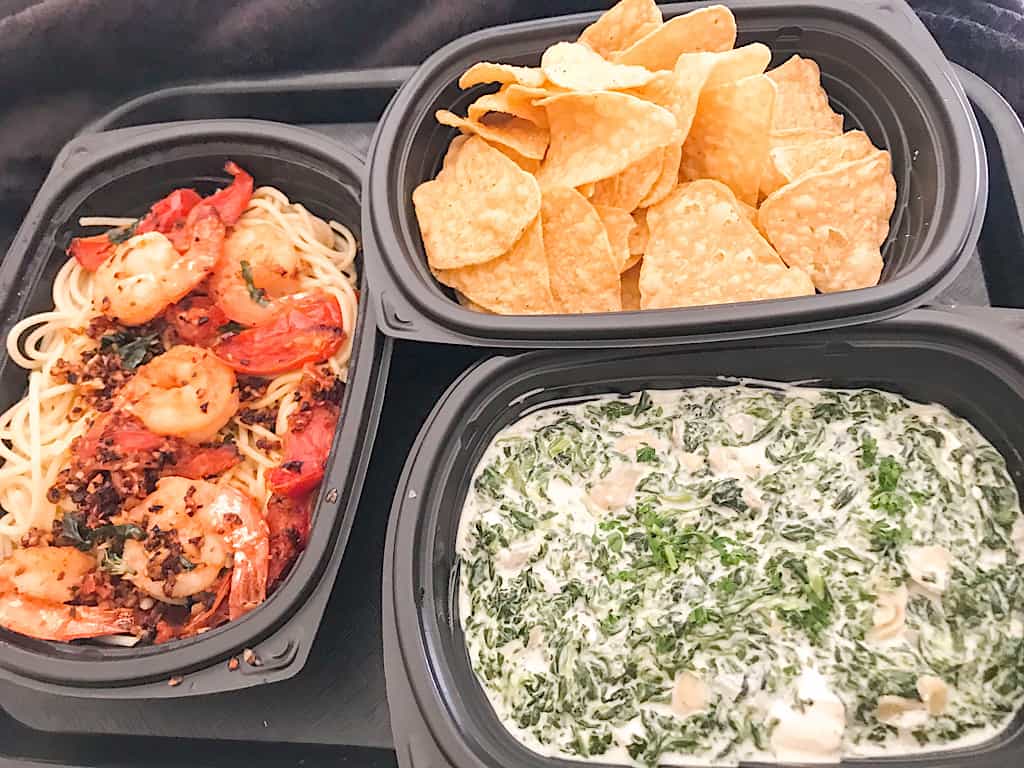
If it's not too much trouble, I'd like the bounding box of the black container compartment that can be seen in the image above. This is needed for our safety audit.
[384,308,1024,768]
[0,120,391,697]
[365,0,986,347]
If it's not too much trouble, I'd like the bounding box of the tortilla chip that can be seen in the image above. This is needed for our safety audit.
[641,179,814,309]
[467,85,549,129]
[578,0,663,58]
[613,5,737,70]
[620,260,643,310]
[704,43,772,87]
[594,204,636,272]
[771,130,876,184]
[458,62,546,90]
[442,134,470,171]
[542,42,656,92]
[435,109,548,160]
[766,55,844,134]
[639,144,681,208]
[413,135,541,269]
[434,217,556,314]
[758,128,835,199]
[492,143,542,174]
[737,199,758,225]
[758,151,896,292]
[540,187,622,313]
[591,148,664,212]
[536,91,676,188]
[680,74,776,206]
[455,291,496,313]
[628,207,649,255]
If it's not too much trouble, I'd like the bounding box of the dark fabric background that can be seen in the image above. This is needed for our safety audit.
[0,0,1021,242]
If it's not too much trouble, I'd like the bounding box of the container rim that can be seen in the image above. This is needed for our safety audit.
[365,0,986,347]
[0,119,385,689]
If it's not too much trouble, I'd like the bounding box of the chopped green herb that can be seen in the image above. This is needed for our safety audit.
[239,260,268,306]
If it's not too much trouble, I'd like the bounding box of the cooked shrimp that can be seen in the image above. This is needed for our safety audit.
[0,546,137,641]
[94,211,226,326]
[120,476,269,620]
[119,345,239,444]
[209,217,302,326]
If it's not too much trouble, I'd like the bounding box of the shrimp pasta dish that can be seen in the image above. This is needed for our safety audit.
[0,162,359,645]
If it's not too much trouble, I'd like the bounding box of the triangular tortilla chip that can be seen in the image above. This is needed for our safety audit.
[766,55,844,134]
[413,135,541,269]
[641,180,814,309]
[536,91,676,188]
[435,217,556,314]
[758,151,896,292]
[540,187,622,313]
[613,5,736,70]
[578,0,663,58]
[680,74,777,206]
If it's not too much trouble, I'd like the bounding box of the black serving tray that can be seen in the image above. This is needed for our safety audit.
[0,49,1022,768]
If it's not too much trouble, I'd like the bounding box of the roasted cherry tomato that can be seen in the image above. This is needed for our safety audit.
[166,294,231,347]
[267,404,338,498]
[68,233,116,270]
[173,444,240,480]
[212,292,345,376]
[135,188,203,236]
[201,161,254,226]
[265,493,315,589]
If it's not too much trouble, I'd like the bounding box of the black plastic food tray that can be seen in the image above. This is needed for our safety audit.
[384,307,1024,768]
[0,120,390,699]
[365,0,986,348]
[0,49,1021,768]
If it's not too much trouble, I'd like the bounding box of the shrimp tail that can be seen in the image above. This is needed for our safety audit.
[228,540,269,621]
[0,595,137,641]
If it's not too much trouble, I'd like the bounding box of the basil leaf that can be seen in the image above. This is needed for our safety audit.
[239,260,268,306]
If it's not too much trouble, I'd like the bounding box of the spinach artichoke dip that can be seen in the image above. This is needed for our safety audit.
[456,386,1024,765]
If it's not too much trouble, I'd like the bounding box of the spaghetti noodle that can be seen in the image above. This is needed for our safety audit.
[0,164,358,644]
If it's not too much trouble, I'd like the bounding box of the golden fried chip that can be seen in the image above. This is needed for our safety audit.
[704,43,772,87]
[540,187,622,313]
[758,128,835,199]
[639,144,681,208]
[594,204,636,272]
[442,134,470,171]
[467,85,549,129]
[578,0,663,58]
[680,74,776,206]
[435,109,549,160]
[766,55,844,134]
[578,182,596,197]
[641,180,814,309]
[458,62,546,90]
[737,199,757,225]
[541,42,657,92]
[413,135,541,270]
[771,130,875,184]
[455,291,496,313]
[759,151,895,292]
[536,91,676,188]
[591,148,663,211]
[613,5,736,70]
[620,260,643,310]
[628,207,649,255]
[434,218,556,314]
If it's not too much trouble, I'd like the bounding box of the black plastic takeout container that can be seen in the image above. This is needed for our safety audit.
[383,307,1024,768]
[364,0,987,347]
[0,120,392,697]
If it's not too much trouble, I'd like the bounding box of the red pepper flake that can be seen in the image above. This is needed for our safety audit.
[228,656,240,671]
